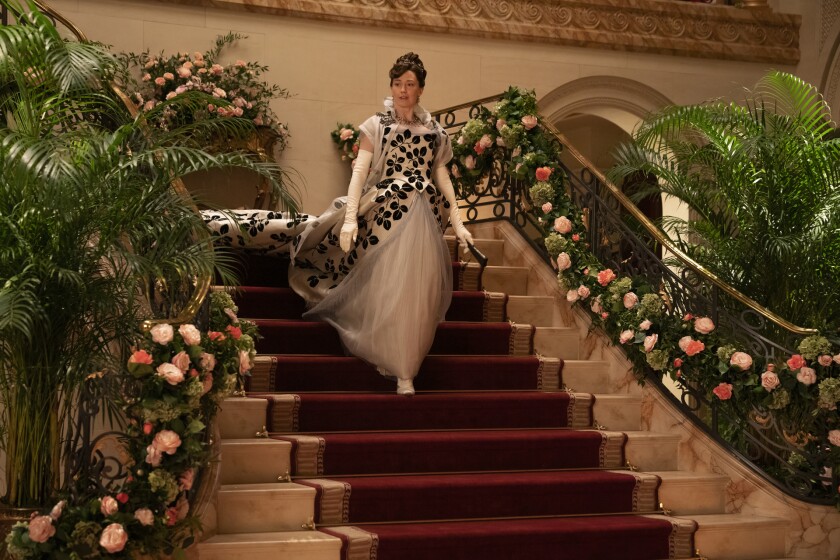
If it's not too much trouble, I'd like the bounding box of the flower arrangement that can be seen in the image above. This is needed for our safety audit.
[118,33,290,150]
[328,84,840,506]
[4,292,258,558]
[330,123,360,163]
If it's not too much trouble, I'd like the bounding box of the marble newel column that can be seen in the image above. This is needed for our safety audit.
[739,0,770,8]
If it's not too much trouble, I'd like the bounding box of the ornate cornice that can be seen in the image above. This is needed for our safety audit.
[162,0,800,65]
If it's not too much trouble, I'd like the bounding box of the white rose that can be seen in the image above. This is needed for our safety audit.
[156,363,185,385]
[556,252,571,271]
[152,429,182,455]
[200,352,217,372]
[566,289,580,303]
[643,334,658,353]
[619,330,635,344]
[678,335,692,352]
[134,508,155,526]
[577,285,590,299]
[150,323,174,345]
[797,366,817,385]
[100,496,119,516]
[178,324,202,346]
[623,292,639,309]
[639,319,652,331]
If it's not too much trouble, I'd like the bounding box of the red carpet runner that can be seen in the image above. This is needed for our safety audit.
[231,254,696,559]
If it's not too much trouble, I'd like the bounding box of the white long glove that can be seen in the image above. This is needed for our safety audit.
[339,149,373,252]
[433,165,474,251]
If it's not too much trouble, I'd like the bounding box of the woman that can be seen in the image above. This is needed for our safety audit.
[287,52,473,396]
[204,53,472,395]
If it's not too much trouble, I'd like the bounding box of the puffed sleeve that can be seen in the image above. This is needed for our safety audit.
[358,114,379,145]
[434,125,454,168]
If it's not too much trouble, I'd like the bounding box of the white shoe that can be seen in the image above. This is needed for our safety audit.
[396,379,415,397]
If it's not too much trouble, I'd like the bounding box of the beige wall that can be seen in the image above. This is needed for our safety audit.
[46,0,820,214]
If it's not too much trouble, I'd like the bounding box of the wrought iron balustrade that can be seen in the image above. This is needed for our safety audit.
[433,95,839,505]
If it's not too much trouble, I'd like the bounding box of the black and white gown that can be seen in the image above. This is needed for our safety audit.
[203,108,454,381]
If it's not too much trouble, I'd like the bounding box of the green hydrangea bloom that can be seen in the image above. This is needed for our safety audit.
[529,181,555,207]
[638,293,663,318]
[500,123,524,148]
[543,233,569,258]
[788,452,807,468]
[768,388,791,410]
[608,278,633,300]
[818,378,840,410]
[716,345,737,362]
[460,119,487,143]
[798,335,832,361]
[646,349,670,371]
[149,469,179,503]
[68,520,104,559]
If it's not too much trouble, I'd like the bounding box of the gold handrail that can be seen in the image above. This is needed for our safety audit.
[33,1,212,330]
[432,95,818,337]
[542,120,818,336]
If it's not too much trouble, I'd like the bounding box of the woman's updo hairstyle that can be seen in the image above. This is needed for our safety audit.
[389,52,426,88]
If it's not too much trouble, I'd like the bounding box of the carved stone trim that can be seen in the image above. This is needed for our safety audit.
[171,0,800,64]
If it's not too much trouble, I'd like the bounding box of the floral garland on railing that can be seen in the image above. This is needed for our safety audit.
[330,85,840,506]
[330,123,360,164]
[5,292,257,558]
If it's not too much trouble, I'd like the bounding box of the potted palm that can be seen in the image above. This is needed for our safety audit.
[0,0,295,536]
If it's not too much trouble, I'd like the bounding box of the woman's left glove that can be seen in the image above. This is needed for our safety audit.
[434,165,474,251]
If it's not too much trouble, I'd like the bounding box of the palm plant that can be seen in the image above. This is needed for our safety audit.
[0,1,296,508]
[609,71,840,331]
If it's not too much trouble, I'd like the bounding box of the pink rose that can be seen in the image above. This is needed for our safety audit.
[479,134,493,149]
[211,63,224,75]
[128,350,153,366]
[683,313,693,321]
[678,336,693,352]
[182,60,193,69]
[623,292,639,309]
[829,430,840,447]
[144,59,157,70]
[134,508,154,526]
[729,352,753,371]
[154,76,165,86]
[572,233,580,242]
[673,358,683,368]
[28,515,55,543]
[450,164,461,178]
[694,317,715,334]
[597,269,616,286]
[521,115,538,130]
[170,351,191,373]
[166,508,178,526]
[339,128,354,141]
[143,100,156,111]
[834,354,840,365]
[201,373,214,395]
[200,352,216,372]
[179,468,195,491]
[619,330,635,344]
[495,118,506,130]
[156,363,184,385]
[712,383,733,400]
[152,430,182,455]
[685,339,705,357]
[639,319,652,331]
[473,141,485,155]
[212,87,227,98]
[226,325,242,340]
[178,324,202,346]
[535,167,552,181]
[177,66,191,78]
[576,285,590,300]
[643,334,658,352]
[165,91,177,101]
[797,366,817,385]
[761,371,780,391]
[141,73,151,82]
[590,298,603,314]
[541,202,552,213]
[553,216,572,234]
[174,85,187,95]
[818,355,833,367]
[235,59,247,67]
[143,421,153,435]
[100,496,119,516]
[556,252,571,271]
[163,72,174,80]
[145,444,162,466]
[786,354,806,370]
[239,350,253,374]
[464,155,476,170]
[150,323,174,345]
[49,500,65,520]
[99,523,128,553]
[566,289,580,303]
[116,492,129,504]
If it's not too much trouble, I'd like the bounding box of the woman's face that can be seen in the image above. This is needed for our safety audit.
[390,70,424,113]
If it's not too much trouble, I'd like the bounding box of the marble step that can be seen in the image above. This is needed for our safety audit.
[623,431,681,471]
[506,295,554,327]
[217,482,315,534]
[688,513,788,560]
[652,471,729,515]
[591,394,642,431]
[560,360,612,393]
[481,265,530,295]
[198,531,341,560]
[219,397,269,440]
[220,439,292,485]
[445,236,505,265]
[533,326,580,359]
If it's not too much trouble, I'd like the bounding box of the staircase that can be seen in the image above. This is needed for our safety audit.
[197,222,790,560]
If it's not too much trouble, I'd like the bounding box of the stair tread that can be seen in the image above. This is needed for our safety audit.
[219,482,313,492]
[687,513,789,527]
[200,530,341,545]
